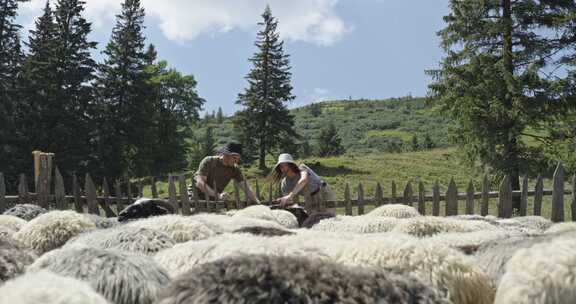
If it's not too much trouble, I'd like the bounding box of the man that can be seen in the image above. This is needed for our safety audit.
[191,142,261,204]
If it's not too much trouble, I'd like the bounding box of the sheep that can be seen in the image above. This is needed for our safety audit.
[157,254,448,304]
[64,226,176,256]
[232,204,278,222]
[3,204,47,221]
[270,209,299,228]
[117,198,175,222]
[0,235,37,283]
[188,213,285,233]
[391,216,497,237]
[154,233,328,278]
[311,215,399,233]
[301,211,336,228]
[0,226,16,238]
[425,229,524,255]
[84,214,119,229]
[545,222,576,234]
[27,246,170,304]
[0,214,27,232]
[13,210,96,254]
[496,215,552,233]
[0,271,109,304]
[125,215,215,243]
[232,226,295,237]
[495,236,576,304]
[270,204,309,227]
[333,237,495,304]
[366,204,420,218]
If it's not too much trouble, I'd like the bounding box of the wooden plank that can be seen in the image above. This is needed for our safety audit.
[418,181,426,215]
[533,174,544,216]
[391,181,397,204]
[357,183,365,215]
[101,177,116,217]
[520,175,528,216]
[138,181,144,198]
[54,167,66,210]
[234,181,241,210]
[151,177,158,198]
[432,181,440,216]
[167,175,178,213]
[18,174,30,204]
[72,173,83,213]
[551,163,565,222]
[255,180,261,202]
[191,180,199,213]
[499,175,513,218]
[36,163,49,209]
[114,180,123,213]
[85,174,99,214]
[466,180,474,215]
[572,174,576,222]
[403,182,413,206]
[0,173,5,212]
[481,175,490,216]
[344,183,352,216]
[375,182,383,206]
[179,175,192,215]
[446,178,458,216]
[126,177,133,205]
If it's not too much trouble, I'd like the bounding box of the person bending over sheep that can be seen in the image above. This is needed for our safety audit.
[189,142,260,205]
[270,153,336,215]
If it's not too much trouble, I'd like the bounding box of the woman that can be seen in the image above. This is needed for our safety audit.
[270,153,336,215]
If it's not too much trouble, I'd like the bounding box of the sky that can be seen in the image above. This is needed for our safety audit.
[17,0,451,115]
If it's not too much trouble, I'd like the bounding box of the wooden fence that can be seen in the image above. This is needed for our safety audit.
[1,163,575,222]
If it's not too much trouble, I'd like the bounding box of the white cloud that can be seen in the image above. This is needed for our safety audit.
[292,87,333,108]
[19,0,349,46]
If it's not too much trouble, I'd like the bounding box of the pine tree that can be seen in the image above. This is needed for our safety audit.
[428,0,576,210]
[317,123,344,157]
[216,107,224,124]
[96,0,153,179]
[200,126,217,157]
[235,6,298,170]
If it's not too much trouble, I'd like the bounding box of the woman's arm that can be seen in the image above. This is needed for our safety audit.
[278,170,309,206]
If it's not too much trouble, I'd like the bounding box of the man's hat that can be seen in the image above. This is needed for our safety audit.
[218,142,243,156]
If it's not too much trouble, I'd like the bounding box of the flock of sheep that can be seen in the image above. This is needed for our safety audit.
[1,201,576,303]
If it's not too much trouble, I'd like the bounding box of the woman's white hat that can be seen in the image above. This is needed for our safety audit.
[273,153,297,172]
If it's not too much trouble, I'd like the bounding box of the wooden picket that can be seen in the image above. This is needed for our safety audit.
[0,173,5,212]
[54,167,66,210]
[446,178,457,216]
[432,181,440,216]
[551,164,565,222]
[466,180,474,215]
[418,181,426,215]
[534,175,544,216]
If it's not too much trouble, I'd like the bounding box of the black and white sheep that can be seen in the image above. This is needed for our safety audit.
[3,204,47,221]
[117,198,175,222]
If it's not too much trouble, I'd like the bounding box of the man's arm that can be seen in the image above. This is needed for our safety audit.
[195,175,219,199]
[239,180,261,204]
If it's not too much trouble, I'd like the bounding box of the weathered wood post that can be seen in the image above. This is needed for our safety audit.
[101,177,116,217]
[403,182,413,206]
[234,181,241,210]
[72,173,83,213]
[151,177,158,198]
[255,180,261,203]
[551,163,565,222]
[432,181,440,216]
[85,174,99,214]
[418,181,426,215]
[18,174,30,205]
[391,181,397,204]
[571,174,576,222]
[54,167,66,210]
[375,182,383,207]
[446,178,458,216]
[465,180,474,215]
[481,175,490,216]
[357,183,365,215]
[167,175,178,213]
[499,175,513,218]
[114,180,123,214]
[179,175,192,215]
[533,175,544,216]
[0,173,6,213]
[344,183,352,216]
[520,175,528,216]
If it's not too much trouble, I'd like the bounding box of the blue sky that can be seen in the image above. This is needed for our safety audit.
[18,0,450,115]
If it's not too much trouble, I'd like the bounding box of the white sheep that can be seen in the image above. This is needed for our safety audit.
[333,237,495,304]
[0,271,109,304]
[391,216,497,237]
[27,246,170,304]
[270,209,299,229]
[366,204,420,218]
[496,216,552,233]
[13,210,96,254]
[495,235,576,303]
[154,233,328,278]
[64,226,176,256]
[84,214,119,229]
[125,215,216,243]
[189,213,285,233]
[0,235,37,283]
[311,215,399,233]
[3,204,47,221]
[0,226,16,238]
[0,215,27,232]
[425,229,524,255]
[232,204,278,222]
[545,222,576,234]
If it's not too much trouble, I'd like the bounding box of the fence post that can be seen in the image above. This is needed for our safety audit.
[345,183,352,216]
[375,182,383,206]
[179,175,191,215]
[432,181,440,216]
[101,177,116,217]
[499,175,513,218]
[85,174,99,214]
[191,181,199,212]
[534,174,544,216]
[551,163,565,222]
[126,177,133,205]
[357,183,365,215]
[167,175,178,213]
[572,174,576,222]
[255,180,261,202]
[114,180,123,213]
[151,177,158,198]
[18,174,29,204]
[391,181,397,204]
[54,167,66,210]
[234,181,241,211]
[466,180,474,215]
[36,163,49,209]
[418,181,426,215]
[0,173,5,213]
[446,178,458,216]
[520,175,528,216]
[481,175,490,216]
[72,173,83,213]
[403,182,413,206]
